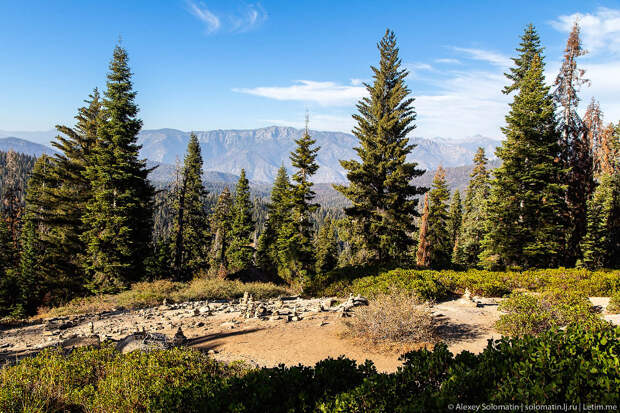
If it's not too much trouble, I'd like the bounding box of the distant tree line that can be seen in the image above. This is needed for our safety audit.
[0,25,618,317]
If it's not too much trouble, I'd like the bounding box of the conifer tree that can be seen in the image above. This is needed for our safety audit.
[227,170,255,273]
[1,150,23,250]
[596,122,620,176]
[335,29,426,263]
[82,45,155,293]
[209,187,233,275]
[554,22,591,264]
[314,217,338,274]
[454,148,491,267]
[0,218,17,315]
[503,24,544,94]
[482,55,566,269]
[30,90,103,293]
[289,120,320,281]
[416,194,430,267]
[581,123,619,268]
[171,133,209,280]
[426,167,452,269]
[256,166,292,275]
[580,172,620,268]
[447,190,462,254]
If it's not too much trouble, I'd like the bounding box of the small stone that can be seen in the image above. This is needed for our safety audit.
[207,349,219,355]
[291,316,300,322]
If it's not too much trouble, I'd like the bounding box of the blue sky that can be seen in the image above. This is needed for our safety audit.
[1,0,620,139]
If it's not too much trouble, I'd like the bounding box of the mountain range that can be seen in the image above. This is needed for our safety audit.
[1,126,501,183]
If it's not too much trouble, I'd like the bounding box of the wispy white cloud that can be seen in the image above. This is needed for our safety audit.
[435,58,461,65]
[452,47,511,68]
[550,7,620,54]
[186,1,267,34]
[229,3,268,33]
[233,80,366,106]
[187,1,220,34]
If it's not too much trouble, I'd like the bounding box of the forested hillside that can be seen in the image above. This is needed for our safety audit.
[0,25,618,319]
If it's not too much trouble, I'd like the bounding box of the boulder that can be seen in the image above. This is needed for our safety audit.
[61,335,100,351]
[116,332,172,354]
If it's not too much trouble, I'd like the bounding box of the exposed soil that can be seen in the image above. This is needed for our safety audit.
[0,295,615,373]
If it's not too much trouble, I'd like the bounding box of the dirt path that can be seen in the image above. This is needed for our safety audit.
[0,296,615,373]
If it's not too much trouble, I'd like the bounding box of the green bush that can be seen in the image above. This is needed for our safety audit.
[320,324,620,411]
[1,324,618,412]
[307,267,620,299]
[496,290,603,336]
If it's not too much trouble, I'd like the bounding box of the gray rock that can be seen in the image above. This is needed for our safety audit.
[61,335,100,350]
[116,333,172,354]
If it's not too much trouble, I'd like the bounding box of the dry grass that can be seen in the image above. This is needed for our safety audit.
[37,277,292,319]
[342,289,437,352]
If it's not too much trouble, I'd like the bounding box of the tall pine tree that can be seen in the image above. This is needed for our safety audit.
[454,148,491,267]
[227,170,255,273]
[289,120,320,282]
[209,187,233,276]
[482,55,566,269]
[335,29,426,263]
[447,189,462,255]
[416,193,431,267]
[554,22,590,264]
[256,166,292,276]
[82,45,155,293]
[503,24,544,94]
[426,167,452,269]
[172,133,209,280]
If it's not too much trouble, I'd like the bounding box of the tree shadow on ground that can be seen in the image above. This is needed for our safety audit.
[188,327,264,351]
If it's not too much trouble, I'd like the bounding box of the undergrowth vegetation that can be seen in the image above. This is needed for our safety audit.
[0,324,617,412]
[308,267,620,299]
[495,289,604,336]
[342,289,437,349]
[37,278,292,319]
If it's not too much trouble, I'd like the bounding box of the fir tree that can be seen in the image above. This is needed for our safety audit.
[335,29,426,263]
[30,90,103,294]
[314,217,338,274]
[503,24,544,94]
[289,120,320,281]
[82,45,155,293]
[1,150,23,251]
[209,187,233,276]
[554,22,591,264]
[596,122,620,176]
[426,167,452,269]
[416,193,430,267]
[172,133,209,280]
[482,55,566,269]
[0,218,17,315]
[256,166,292,275]
[580,172,620,268]
[227,170,255,273]
[454,148,491,267]
[447,190,462,255]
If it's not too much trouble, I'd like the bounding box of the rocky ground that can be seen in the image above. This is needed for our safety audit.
[0,294,616,373]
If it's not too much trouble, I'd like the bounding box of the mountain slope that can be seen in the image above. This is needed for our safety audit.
[138,126,500,183]
[0,137,57,157]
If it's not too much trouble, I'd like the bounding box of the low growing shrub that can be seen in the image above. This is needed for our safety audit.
[496,289,603,336]
[1,324,618,412]
[343,289,437,347]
